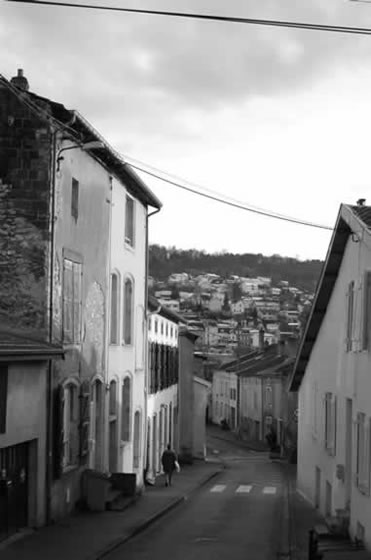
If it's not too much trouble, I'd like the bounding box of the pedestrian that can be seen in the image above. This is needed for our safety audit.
[161,444,177,487]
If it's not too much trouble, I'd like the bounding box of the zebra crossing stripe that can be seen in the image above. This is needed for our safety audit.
[236,485,252,493]
[210,484,226,493]
[263,486,277,494]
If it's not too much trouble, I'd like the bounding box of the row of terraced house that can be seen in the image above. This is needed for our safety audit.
[0,70,209,542]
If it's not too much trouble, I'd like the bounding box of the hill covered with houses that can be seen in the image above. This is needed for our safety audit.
[149,245,323,293]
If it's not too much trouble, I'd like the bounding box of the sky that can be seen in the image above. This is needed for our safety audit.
[2,0,371,261]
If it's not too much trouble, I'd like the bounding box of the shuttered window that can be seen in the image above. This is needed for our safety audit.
[324,392,337,456]
[356,413,371,495]
[123,277,133,345]
[362,272,371,350]
[63,258,82,344]
[346,281,355,352]
[79,381,91,464]
[63,383,79,468]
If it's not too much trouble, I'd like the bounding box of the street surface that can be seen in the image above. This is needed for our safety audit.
[107,431,288,560]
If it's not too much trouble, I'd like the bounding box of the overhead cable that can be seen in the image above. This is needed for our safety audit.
[125,159,334,231]
[6,0,371,37]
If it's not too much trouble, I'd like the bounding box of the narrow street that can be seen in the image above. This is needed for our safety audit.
[106,431,288,560]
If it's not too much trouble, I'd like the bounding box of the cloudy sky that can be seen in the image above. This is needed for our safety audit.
[2,0,371,261]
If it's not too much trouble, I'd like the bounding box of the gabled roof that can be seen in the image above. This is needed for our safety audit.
[8,83,162,210]
[288,204,371,392]
[148,295,185,324]
[237,354,290,378]
[0,328,64,362]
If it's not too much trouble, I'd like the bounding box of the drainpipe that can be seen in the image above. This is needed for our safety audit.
[103,176,113,473]
[143,206,161,485]
[46,129,58,525]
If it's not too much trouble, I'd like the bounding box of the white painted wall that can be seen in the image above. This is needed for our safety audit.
[107,177,147,487]
[298,233,371,549]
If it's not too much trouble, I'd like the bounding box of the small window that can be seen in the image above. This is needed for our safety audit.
[148,317,152,331]
[133,410,141,468]
[324,392,337,455]
[166,324,169,336]
[71,178,79,221]
[160,322,164,335]
[170,326,173,337]
[125,195,135,247]
[155,319,158,334]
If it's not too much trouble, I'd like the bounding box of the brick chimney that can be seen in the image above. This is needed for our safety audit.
[10,69,29,92]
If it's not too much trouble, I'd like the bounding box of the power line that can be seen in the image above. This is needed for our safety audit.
[124,158,333,231]
[6,0,371,37]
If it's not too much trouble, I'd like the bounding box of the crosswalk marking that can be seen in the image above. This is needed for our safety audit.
[236,485,252,493]
[210,484,226,493]
[263,486,277,494]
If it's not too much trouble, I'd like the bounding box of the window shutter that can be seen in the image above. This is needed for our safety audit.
[0,365,8,434]
[79,381,91,464]
[331,396,337,456]
[63,260,73,343]
[346,282,354,352]
[362,273,371,351]
[53,385,65,479]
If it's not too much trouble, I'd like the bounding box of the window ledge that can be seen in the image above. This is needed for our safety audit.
[124,242,135,252]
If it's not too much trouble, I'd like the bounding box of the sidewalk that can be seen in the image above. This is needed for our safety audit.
[0,460,223,560]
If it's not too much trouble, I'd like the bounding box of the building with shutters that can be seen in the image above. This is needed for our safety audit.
[0,70,161,523]
[145,296,183,482]
[288,203,371,552]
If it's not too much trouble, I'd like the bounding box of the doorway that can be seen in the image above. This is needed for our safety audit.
[0,442,29,542]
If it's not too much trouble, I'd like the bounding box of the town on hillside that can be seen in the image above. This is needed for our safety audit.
[3,64,371,560]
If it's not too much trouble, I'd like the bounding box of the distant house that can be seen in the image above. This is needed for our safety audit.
[288,203,371,550]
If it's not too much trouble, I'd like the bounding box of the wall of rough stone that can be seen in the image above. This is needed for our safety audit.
[0,83,52,337]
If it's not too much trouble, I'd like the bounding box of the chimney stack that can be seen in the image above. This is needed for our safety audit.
[10,69,29,92]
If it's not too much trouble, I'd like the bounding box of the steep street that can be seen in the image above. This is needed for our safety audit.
[106,432,287,560]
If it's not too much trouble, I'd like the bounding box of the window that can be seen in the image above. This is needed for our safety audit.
[110,273,119,344]
[170,326,173,337]
[166,324,169,336]
[148,317,152,331]
[121,377,131,442]
[155,319,158,334]
[346,281,355,352]
[63,258,82,344]
[265,386,273,407]
[125,195,135,247]
[0,365,8,434]
[123,277,133,345]
[109,380,117,416]
[133,410,141,468]
[324,393,337,455]
[63,382,79,468]
[356,413,370,495]
[71,178,79,221]
[362,272,371,350]
[312,381,318,438]
[161,321,164,335]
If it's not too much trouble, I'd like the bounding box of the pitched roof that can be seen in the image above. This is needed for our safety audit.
[148,295,185,324]
[288,204,371,392]
[237,354,290,378]
[8,83,162,210]
[0,328,64,361]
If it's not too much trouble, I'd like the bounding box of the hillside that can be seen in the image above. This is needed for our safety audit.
[149,244,323,292]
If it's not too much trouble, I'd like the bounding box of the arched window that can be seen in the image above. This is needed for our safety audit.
[121,376,131,442]
[110,273,119,344]
[109,380,118,472]
[133,410,141,468]
[123,277,133,345]
[63,381,79,468]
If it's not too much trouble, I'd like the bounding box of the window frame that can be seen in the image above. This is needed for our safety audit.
[123,276,134,346]
[63,380,80,470]
[110,271,120,345]
[62,256,83,345]
[71,177,79,222]
[124,194,135,248]
[324,392,337,456]
[121,375,132,443]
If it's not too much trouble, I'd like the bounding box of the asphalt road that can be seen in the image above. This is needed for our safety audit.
[107,433,288,560]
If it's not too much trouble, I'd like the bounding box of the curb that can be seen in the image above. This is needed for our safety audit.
[93,468,223,560]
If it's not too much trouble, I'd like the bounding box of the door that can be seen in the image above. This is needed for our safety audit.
[345,398,353,509]
[0,442,28,542]
[315,466,321,509]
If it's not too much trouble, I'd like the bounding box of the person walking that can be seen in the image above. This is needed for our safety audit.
[161,444,177,487]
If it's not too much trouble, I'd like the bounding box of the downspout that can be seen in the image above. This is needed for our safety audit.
[103,176,113,473]
[46,129,58,525]
[143,206,161,484]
